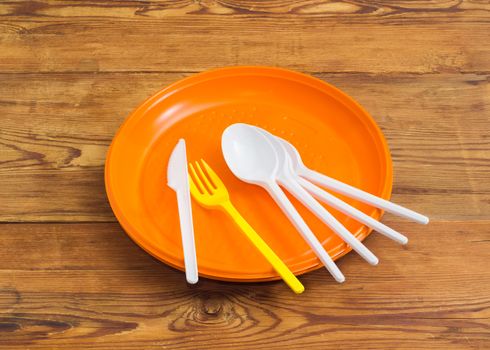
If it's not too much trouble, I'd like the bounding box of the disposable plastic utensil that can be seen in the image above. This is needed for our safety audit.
[255,127,408,245]
[297,178,408,244]
[222,124,345,282]
[188,159,305,294]
[278,137,429,225]
[167,139,198,284]
[256,128,379,266]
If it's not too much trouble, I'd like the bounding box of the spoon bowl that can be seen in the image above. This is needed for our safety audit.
[221,124,278,184]
[254,128,292,175]
[277,138,305,173]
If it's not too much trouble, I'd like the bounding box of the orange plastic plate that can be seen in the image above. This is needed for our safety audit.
[105,66,393,282]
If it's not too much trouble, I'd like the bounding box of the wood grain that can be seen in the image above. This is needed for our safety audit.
[2,0,489,21]
[0,221,488,349]
[0,1,489,74]
[1,1,489,348]
[1,72,488,221]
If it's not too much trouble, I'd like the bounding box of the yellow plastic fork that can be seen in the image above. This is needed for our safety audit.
[188,159,304,294]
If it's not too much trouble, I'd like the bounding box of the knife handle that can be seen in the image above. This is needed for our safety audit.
[176,189,198,284]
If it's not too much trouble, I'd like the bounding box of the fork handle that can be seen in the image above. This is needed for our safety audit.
[221,201,305,294]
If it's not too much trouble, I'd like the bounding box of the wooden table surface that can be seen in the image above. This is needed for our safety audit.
[1,1,489,349]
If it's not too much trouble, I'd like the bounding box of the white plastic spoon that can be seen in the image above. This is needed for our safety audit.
[255,128,379,265]
[222,124,345,282]
[278,137,429,225]
[297,178,408,245]
[255,127,408,245]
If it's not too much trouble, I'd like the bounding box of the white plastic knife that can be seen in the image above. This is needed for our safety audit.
[167,139,198,284]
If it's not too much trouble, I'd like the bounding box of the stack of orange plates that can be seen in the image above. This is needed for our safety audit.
[105,66,392,282]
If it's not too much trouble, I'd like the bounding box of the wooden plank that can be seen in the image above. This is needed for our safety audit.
[0,1,489,73]
[1,2,487,349]
[1,72,488,222]
[1,0,489,23]
[0,221,488,349]
[0,219,484,271]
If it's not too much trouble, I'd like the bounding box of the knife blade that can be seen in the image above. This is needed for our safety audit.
[167,139,198,284]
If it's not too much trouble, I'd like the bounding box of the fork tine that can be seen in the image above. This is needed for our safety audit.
[200,159,223,188]
[188,173,201,197]
[194,161,215,193]
[188,162,206,194]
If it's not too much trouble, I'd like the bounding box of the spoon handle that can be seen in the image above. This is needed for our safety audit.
[297,177,408,245]
[279,177,379,266]
[300,167,429,225]
[266,182,345,283]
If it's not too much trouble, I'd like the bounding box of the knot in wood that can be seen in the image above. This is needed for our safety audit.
[200,295,222,317]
